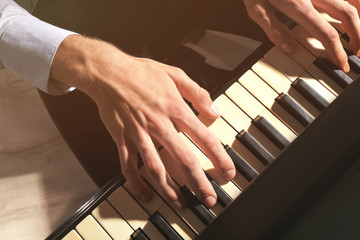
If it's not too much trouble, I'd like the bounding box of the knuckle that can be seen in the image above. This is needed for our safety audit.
[143,110,168,136]
[325,28,340,47]
[179,152,198,170]
[161,187,178,202]
[168,103,187,118]
[247,4,267,22]
[171,66,186,78]
[267,28,285,43]
[121,164,135,179]
[202,134,220,149]
[195,87,210,100]
[144,159,163,179]
[341,5,358,22]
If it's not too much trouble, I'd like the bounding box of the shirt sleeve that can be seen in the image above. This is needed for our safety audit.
[0,0,77,95]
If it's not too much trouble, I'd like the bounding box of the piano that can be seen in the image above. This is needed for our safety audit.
[33,1,360,239]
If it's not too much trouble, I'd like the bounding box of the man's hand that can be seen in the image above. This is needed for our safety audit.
[50,35,236,209]
[244,0,360,73]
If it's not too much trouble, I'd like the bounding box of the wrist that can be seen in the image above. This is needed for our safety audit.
[50,35,129,97]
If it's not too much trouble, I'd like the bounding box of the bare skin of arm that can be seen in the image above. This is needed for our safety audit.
[244,0,360,73]
[50,35,236,209]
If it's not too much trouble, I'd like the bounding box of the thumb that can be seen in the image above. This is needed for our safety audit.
[168,67,221,119]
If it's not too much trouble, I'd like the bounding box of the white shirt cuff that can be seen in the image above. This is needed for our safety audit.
[0,4,77,95]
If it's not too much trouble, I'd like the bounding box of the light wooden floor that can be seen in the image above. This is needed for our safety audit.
[0,68,98,239]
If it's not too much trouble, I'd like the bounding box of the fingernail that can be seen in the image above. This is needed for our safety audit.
[139,194,151,203]
[173,200,184,210]
[224,169,236,181]
[344,62,350,73]
[210,104,221,117]
[204,196,217,208]
[280,41,295,54]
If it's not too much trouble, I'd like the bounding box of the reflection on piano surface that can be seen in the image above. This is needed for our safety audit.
[46,11,360,240]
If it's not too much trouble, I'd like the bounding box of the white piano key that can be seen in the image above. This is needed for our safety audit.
[238,70,304,134]
[197,115,238,149]
[297,72,336,103]
[258,109,298,141]
[246,124,282,156]
[197,115,265,175]
[75,215,112,240]
[108,187,165,239]
[264,46,305,81]
[286,41,317,69]
[62,230,83,240]
[139,164,206,234]
[307,64,343,96]
[225,82,266,119]
[213,94,252,131]
[141,221,167,240]
[224,80,297,142]
[124,181,164,216]
[211,96,281,157]
[108,187,149,230]
[92,200,134,240]
[292,25,326,58]
[157,203,197,239]
[238,70,278,107]
[252,58,292,91]
[252,58,320,117]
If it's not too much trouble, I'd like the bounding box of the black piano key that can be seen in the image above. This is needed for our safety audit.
[314,57,352,88]
[149,212,182,240]
[275,93,315,127]
[131,228,150,240]
[236,131,274,166]
[206,174,232,207]
[345,49,360,74]
[180,186,215,225]
[292,78,330,111]
[342,32,350,42]
[225,145,258,182]
[252,116,291,150]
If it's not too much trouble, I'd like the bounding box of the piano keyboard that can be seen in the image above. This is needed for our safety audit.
[48,15,360,240]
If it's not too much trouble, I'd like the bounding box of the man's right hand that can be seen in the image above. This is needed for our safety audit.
[50,35,236,209]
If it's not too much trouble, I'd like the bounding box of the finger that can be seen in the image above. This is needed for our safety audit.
[98,107,154,202]
[346,0,360,14]
[244,0,297,53]
[173,110,236,181]
[136,127,185,209]
[166,66,221,119]
[119,143,153,202]
[313,0,360,56]
[269,0,349,72]
[147,114,217,207]
[157,127,218,208]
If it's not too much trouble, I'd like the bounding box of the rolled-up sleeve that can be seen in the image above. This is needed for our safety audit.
[0,0,77,95]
